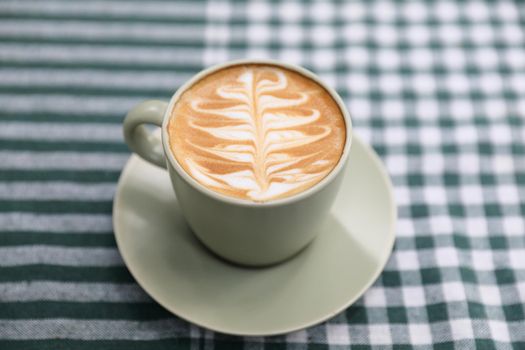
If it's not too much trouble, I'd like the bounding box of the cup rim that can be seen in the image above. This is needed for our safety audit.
[161,58,353,207]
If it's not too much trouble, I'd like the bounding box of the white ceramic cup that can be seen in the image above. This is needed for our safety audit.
[123,59,352,266]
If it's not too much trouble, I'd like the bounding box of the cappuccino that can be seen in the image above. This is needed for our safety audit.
[167,64,346,202]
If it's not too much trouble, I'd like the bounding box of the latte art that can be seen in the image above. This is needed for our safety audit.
[168,64,346,202]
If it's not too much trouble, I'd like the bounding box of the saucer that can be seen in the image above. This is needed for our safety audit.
[113,135,396,336]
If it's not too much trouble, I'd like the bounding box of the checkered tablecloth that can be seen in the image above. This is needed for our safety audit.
[1,0,524,348]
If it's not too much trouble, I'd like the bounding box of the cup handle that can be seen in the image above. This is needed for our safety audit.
[123,100,169,169]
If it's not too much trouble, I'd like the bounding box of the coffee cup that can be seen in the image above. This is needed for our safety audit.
[123,59,352,266]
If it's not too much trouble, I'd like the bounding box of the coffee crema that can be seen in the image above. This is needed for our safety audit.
[168,64,346,202]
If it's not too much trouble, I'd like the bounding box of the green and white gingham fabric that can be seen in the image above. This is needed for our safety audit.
[1,0,524,348]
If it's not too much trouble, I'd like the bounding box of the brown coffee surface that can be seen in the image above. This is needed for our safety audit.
[168,64,346,202]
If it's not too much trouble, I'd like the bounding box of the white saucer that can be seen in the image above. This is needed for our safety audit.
[113,135,396,336]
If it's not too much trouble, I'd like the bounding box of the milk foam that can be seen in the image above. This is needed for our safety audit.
[168,64,345,202]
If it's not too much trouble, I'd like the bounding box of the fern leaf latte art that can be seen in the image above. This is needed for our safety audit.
[168,64,346,202]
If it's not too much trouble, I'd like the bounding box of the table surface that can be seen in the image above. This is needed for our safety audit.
[1,0,524,349]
